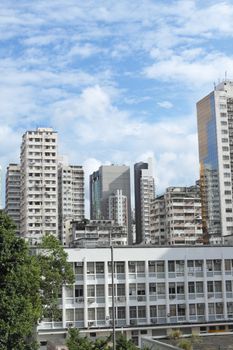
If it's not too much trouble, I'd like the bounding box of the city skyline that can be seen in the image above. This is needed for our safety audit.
[1,1,233,207]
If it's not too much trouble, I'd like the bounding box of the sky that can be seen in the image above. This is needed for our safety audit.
[1,0,233,211]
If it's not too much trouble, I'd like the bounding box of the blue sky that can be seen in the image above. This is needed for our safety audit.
[1,0,233,208]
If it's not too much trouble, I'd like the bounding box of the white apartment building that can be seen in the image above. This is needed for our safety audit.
[197,80,233,243]
[150,185,203,245]
[5,163,21,234]
[58,161,85,245]
[20,128,58,243]
[134,158,155,244]
[38,245,233,348]
[108,189,128,227]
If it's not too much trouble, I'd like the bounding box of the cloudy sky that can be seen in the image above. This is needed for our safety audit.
[1,0,233,210]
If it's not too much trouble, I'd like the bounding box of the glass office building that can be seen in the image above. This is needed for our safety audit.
[197,81,233,243]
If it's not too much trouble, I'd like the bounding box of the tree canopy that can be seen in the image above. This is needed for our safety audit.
[0,211,74,349]
[66,328,151,350]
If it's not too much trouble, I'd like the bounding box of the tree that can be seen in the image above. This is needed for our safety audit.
[66,328,151,350]
[37,234,74,321]
[0,211,42,349]
[0,211,74,349]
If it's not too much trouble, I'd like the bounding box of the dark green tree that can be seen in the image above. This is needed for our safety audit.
[0,211,74,349]
[37,234,74,321]
[0,211,42,349]
[66,328,151,350]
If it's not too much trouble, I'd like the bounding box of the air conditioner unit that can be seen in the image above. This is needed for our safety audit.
[75,297,84,303]
[118,296,125,302]
[130,320,137,325]
[88,298,95,304]
[88,321,94,327]
[75,262,83,266]
[151,319,157,324]
[137,296,143,302]
[68,322,74,328]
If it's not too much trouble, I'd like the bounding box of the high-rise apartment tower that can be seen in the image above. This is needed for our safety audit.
[197,81,233,243]
[134,158,155,244]
[20,128,58,243]
[58,159,85,245]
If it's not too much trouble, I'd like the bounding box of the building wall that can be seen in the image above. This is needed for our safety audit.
[5,163,21,234]
[20,128,58,243]
[90,165,131,243]
[150,185,203,245]
[38,246,233,346]
[134,159,155,244]
[197,81,233,242]
[58,162,85,245]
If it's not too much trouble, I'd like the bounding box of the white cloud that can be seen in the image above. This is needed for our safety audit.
[157,101,173,109]
[144,51,233,86]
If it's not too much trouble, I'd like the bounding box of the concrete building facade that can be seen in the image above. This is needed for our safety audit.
[150,185,203,245]
[5,163,21,234]
[20,128,58,243]
[90,165,131,242]
[108,189,128,227]
[58,161,85,245]
[70,219,128,247]
[197,80,233,243]
[134,158,155,244]
[38,245,233,348]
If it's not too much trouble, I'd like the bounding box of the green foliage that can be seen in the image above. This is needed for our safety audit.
[178,339,193,350]
[0,211,74,349]
[66,328,151,350]
[0,211,42,349]
[37,234,74,320]
[169,329,182,340]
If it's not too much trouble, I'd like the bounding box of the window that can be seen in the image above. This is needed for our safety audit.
[215,281,222,292]
[88,308,95,320]
[150,305,157,317]
[226,281,232,292]
[188,282,195,293]
[207,281,214,293]
[96,262,104,274]
[117,284,125,296]
[138,306,146,318]
[128,262,136,273]
[157,283,165,294]
[96,285,105,297]
[116,262,125,273]
[157,261,165,272]
[208,303,215,314]
[75,286,83,297]
[149,283,156,294]
[66,309,74,321]
[118,307,126,319]
[87,262,94,274]
[168,261,175,272]
[130,306,137,318]
[196,282,203,293]
[87,285,95,297]
[158,305,166,317]
[97,308,105,320]
[137,261,145,273]
[189,304,196,315]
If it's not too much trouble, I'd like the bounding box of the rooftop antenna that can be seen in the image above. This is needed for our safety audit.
[225,71,227,81]
[213,81,216,90]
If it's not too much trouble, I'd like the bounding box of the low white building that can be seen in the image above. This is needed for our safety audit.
[38,245,233,348]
